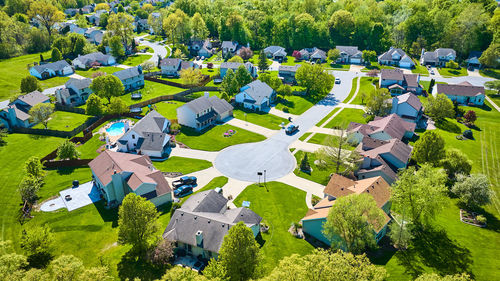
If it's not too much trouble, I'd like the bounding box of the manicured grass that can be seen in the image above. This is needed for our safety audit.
[151,100,185,119]
[144,35,163,42]
[233,182,315,274]
[342,77,359,103]
[438,67,468,77]
[77,133,105,159]
[279,56,300,66]
[75,66,123,78]
[0,51,51,100]
[180,176,229,204]
[479,68,500,79]
[122,81,185,106]
[485,89,500,106]
[153,156,212,175]
[316,107,341,127]
[275,95,316,115]
[175,124,266,151]
[325,108,365,128]
[351,77,376,105]
[204,51,223,64]
[121,55,152,66]
[306,133,357,150]
[299,132,312,141]
[233,108,287,130]
[293,150,333,185]
[327,63,350,71]
[361,62,394,72]
[32,111,93,131]
[412,60,429,75]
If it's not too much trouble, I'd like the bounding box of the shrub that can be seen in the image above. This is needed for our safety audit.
[463,130,473,139]
[282,107,289,113]
[476,215,486,224]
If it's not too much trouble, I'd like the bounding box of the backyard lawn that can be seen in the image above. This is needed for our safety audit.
[121,55,152,66]
[122,81,185,106]
[325,108,366,128]
[275,95,316,115]
[233,182,315,274]
[153,156,212,175]
[175,124,266,151]
[412,60,429,75]
[77,133,105,159]
[438,67,468,77]
[32,111,93,131]
[152,100,185,119]
[233,108,287,130]
[351,77,376,105]
[75,66,123,78]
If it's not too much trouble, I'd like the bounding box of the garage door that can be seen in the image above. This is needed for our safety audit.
[351,58,362,64]
[399,62,412,68]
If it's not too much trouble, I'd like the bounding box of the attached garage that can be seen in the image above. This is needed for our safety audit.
[351,58,362,64]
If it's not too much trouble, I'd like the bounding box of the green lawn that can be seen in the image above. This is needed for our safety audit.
[280,56,300,66]
[122,81,185,106]
[361,62,394,72]
[77,133,105,159]
[485,89,500,106]
[316,107,341,127]
[175,124,266,151]
[75,66,123,78]
[438,67,468,77]
[299,132,311,141]
[205,51,223,64]
[121,55,152,66]
[151,100,185,119]
[412,60,429,75]
[342,77,359,103]
[152,156,212,175]
[144,35,163,42]
[327,63,350,71]
[293,150,333,185]
[351,77,376,105]
[479,68,500,79]
[275,95,317,115]
[325,108,366,128]
[32,111,93,131]
[233,182,315,274]
[233,108,287,130]
[179,176,229,204]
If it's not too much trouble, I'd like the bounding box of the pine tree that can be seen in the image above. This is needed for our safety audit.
[258,50,269,72]
[300,153,311,173]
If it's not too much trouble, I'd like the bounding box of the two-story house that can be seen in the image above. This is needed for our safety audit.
[263,46,287,61]
[189,39,213,58]
[380,69,422,95]
[177,94,233,131]
[72,52,116,69]
[88,150,172,208]
[219,62,257,78]
[278,64,301,84]
[221,41,239,57]
[420,48,456,67]
[160,58,199,77]
[336,46,363,64]
[164,189,262,260]
[347,113,416,145]
[113,66,144,92]
[466,51,483,69]
[378,47,414,68]
[234,80,276,111]
[436,81,485,106]
[0,91,50,129]
[55,78,93,106]
[299,47,326,62]
[390,93,425,127]
[301,174,391,246]
[29,60,74,80]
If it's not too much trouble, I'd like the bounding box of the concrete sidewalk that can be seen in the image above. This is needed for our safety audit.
[485,95,500,112]
[268,107,299,120]
[226,118,278,138]
[276,173,324,197]
[309,126,342,135]
[290,140,326,153]
[170,147,219,162]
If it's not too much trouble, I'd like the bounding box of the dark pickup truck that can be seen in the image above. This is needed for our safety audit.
[172,176,197,189]
[285,124,299,135]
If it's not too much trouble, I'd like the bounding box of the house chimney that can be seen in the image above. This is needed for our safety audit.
[195,230,203,247]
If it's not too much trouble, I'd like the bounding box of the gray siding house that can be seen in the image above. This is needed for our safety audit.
[55,78,93,106]
[177,94,233,131]
[113,66,145,92]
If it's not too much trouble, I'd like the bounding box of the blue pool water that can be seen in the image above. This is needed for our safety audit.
[106,122,125,136]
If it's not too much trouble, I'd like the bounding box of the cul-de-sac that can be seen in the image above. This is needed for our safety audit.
[0,0,499,280]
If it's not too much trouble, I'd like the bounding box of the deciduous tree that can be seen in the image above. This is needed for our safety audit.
[295,63,334,95]
[109,36,125,58]
[90,75,124,104]
[18,175,42,205]
[412,130,446,165]
[327,49,340,62]
[49,255,83,281]
[388,221,413,250]
[51,48,62,62]
[239,47,253,60]
[107,13,134,52]
[57,139,80,160]
[221,69,239,97]
[148,239,174,266]
[366,88,391,116]
[362,50,377,63]
[24,156,45,180]
[85,94,105,116]
[28,0,65,36]
[415,273,472,281]
[180,68,204,86]
[485,80,500,94]
[20,76,41,93]
[323,193,385,253]
[191,12,208,39]
[463,110,477,126]
[106,97,129,115]
[315,128,360,174]
[234,65,252,88]
[20,225,54,267]
[228,55,243,63]
[425,94,454,121]
[29,103,54,129]
[441,149,473,180]
[452,174,492,209]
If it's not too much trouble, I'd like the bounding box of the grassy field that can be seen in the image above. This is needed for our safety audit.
[122,81,185,106]
[75,66,123,78]
[438,67,468,77]
[121,55,152,66]
[233,108,287,130]
[175,124,266,151]
[275,95,316,115]
[342,77,359,103]
[233,182,315,274]
[479,68,500,79]
[316,108,341,127]
[151,100,185,119]
[280,56,300,66]
[152,156,212,175]
[293,150,333,185]
[351,77,376,105]
[32,111,92,131]
[361,62,394,72]
[412,60,429,75]
[325,108,366,128]
[485,89,500,106]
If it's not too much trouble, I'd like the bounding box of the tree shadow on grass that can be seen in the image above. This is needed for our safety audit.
[118,249,167,281]
[397,227,473,278]
[435,119,462,134]
[366,236,397,266]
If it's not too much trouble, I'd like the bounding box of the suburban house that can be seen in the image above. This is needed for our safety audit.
[378,47,414,68]
[160,58,200,77]
[55,78,93,106]
[301,175,391,246]
[336,46,363,64]
[356,137,413,184]
[0,91,50,129]
[116,110,172,158]
[420,48,457,67]
[436,81,485,106]
[29,60,74,79]
[390,93,425,126]
[135,18,149,32]
[88,150,172,207]
[219,62,257,78]
[189,39,213,58]
[64,8,78,17]
[81,4,94,14]
[72,52,116,69]
[380,69,422,95]
[278,64,301,84]
[221,41,239,57]
[299,47,326,62]
[348,113,416,144]
[84,29,105,45]
[235,80,276,111]
[177,94,233,131]
[163,190,262,259]
[466,51,483,69]
[87,9,107,26]
[263,46,287,61]
[113,66,144,92]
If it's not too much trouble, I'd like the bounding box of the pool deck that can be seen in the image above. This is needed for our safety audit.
[99,119,134,144]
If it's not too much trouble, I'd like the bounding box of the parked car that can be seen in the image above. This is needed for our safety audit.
[172,176,197,189]
[430,70,435,75]
[285,124,299,135]
[335,78,341,84]
[174,185,194,197]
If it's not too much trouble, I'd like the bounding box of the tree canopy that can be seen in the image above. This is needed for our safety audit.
[90,75,124,103]
[295,64,334,95]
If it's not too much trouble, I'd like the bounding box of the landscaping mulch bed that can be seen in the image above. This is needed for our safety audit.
[460,209,486,228]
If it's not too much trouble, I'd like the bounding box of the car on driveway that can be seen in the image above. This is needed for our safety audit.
[430,70,435,75]
[285,124,299,135]
[335,78,341,84]
[174,185,194,198]
[172,176,197,189]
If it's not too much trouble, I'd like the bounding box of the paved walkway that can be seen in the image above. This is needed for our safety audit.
[290,140,326,153]
[69,73,87,80]
[169,147,218,162]
[485,95,500,112]
[275,173,324,197]
[268,107,299,120]
[338,103,366,110]
[467,69,482,77]
[226,118,278,138]
[309,127,342,135]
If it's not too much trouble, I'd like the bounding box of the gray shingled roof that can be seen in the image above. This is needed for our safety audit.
[17,91,49,107]
[66,78,92,90]
[396,93,422,111]
[436,83,485,97]
[182,95,232,116]
[222,41,238,49]
[130,110,169,135]
[74,52,112,66]
[220,62,243,70]
[113,66,142,80]
[336,46,362,57]
[32,60,71,74]
[279,64,301,72]
[381,69,404,81]
[240,80,274,104]
[160,58,181,67]
[378,48,407,61]
[208,96,233,115]
[264,45,285,54]
[137,132,170,151]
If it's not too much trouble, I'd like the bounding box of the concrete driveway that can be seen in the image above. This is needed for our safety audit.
[139,39,169,63]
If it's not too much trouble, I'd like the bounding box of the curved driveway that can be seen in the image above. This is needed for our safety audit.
[138,39,169,63]
[214,71,358,182]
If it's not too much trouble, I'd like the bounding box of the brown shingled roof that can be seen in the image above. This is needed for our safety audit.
[349,114,415,141]
[436,83,485,97]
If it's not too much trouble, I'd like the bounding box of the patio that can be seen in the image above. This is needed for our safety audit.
[40,181,102,212]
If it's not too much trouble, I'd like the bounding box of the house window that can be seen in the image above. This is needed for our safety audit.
[187,244,192,252]
[132,135,135,139]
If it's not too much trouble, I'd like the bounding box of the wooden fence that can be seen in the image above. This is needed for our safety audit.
[144,73,212,88]
[129,87,221,109]
[43,159,93,169]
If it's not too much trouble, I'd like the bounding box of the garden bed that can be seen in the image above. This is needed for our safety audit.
[460,209,486,228]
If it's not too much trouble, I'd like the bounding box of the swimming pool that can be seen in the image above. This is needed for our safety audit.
[106,122,125,136]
